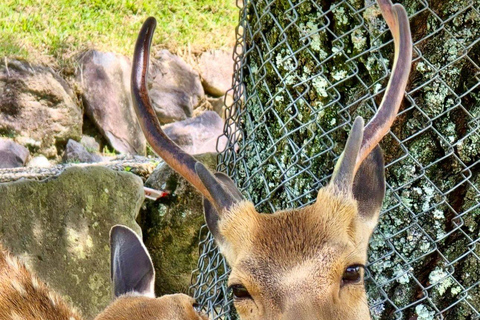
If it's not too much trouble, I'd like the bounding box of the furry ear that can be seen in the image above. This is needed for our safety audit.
[110,225,155,298]
[330,117,364,193]
[352,145,386,234]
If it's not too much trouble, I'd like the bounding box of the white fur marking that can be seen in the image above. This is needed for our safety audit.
[11,280,26,296]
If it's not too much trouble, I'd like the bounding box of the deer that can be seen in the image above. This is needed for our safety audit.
[130,0,412,318]
[0,225,206,320]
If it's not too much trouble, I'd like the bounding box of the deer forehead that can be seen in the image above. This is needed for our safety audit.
[229,251,366,316]
[220,187,361,261]
[231,243,360,288]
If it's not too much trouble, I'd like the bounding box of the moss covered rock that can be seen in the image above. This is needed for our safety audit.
[141,153,217,296]
[0,166,144,318]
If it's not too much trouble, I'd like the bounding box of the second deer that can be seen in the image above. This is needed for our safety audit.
[0,225,206,320]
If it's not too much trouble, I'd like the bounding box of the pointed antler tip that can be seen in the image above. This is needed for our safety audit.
[145,16,157,26]
[354,0,412,172]
[353,116,365,127]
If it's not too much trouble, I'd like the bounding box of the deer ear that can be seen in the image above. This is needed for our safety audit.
[203,172,243,242]
[203,173,242,254]
[213,172,244,201]
[203,198,223,242]
[110,225,155,298]
[352,145,385,233]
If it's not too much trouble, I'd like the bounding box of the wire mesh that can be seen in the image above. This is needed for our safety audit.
[190,0,480,319]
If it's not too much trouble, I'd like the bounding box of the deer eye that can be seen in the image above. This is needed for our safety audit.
[342,265,364,285]
[229,284,252,300]
[193,302,202,312]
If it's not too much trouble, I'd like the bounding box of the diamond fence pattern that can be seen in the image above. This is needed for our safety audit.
[190,0,480,319]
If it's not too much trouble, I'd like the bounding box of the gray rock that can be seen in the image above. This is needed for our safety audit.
[197,50,234,97]
[0,166,144,318]
[207,94,234,118]
[149,50,205,124]
[0,138,29,168]
[80,135,100,153]
[162,111,226,155]
[27,155,51,168]
[64,139,103,163]
[0,60,82,158]
[77,50,146,155]
[142,153,217,295]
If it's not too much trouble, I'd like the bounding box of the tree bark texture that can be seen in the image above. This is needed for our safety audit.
[218,0,479,319]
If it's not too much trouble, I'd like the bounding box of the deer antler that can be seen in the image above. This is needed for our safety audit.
[131,17,238,212]
[355,0,412,173]
[132,0,411,208]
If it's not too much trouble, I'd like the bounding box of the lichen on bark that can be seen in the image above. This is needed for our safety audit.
[222,0,480,318]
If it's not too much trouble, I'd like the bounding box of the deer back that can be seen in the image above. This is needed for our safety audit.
[0,243,82,320]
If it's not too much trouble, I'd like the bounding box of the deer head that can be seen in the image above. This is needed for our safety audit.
[95,225,207,320]
[0,226,206,320]
[131,0,412,318]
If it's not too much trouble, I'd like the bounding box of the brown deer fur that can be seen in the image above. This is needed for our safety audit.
[211,187,378,319]
[0,243,81,320]
[96,294,206,320]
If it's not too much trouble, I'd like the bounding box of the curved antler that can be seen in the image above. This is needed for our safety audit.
[131,17,237,212]
[354,0,412,173]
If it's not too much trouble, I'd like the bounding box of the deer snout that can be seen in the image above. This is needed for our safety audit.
[158,294,208,320]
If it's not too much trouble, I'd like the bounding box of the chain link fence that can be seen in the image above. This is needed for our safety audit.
[190,0,480,319]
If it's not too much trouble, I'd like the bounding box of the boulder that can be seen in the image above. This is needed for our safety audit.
[0,138,29,168]
[63,139,103,163]
[197,50,234,97]
[141,153,217,295]
[0,166,144,319]
[207,94,234,118]
[163,111,227,155]
[27,155,51,168]
[149,50,205,124]
[77,50,146,155]
[0,60,82,157]
[80,135,100,153]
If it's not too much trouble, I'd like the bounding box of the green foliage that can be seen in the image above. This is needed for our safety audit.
[102,145,117,156]
[0,0,237,68]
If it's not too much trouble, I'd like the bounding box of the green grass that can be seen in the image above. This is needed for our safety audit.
[0,0,238,69]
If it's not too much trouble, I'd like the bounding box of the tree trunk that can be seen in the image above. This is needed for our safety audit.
[218,0,479,318]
